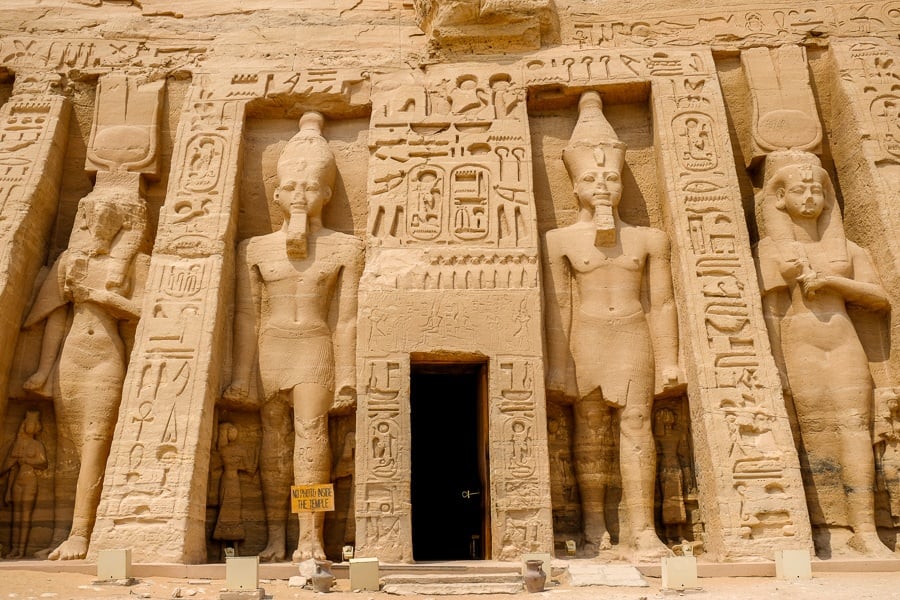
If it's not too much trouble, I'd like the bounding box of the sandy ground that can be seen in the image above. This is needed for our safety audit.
[5,570,900,600]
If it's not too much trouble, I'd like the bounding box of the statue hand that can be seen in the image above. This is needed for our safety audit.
[797,271,827,298]
[222,381,254,409]
[661,365,683,389]
[331,386,357,415]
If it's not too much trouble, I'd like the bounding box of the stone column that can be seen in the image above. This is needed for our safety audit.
[90,76,247,563]
[829,39,900,384]
[0,72,69,427]
[651,60,813,559]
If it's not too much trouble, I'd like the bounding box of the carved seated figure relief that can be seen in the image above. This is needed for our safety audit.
[225,112,364,562]
[543,91,682,561]
[754,149,893,556]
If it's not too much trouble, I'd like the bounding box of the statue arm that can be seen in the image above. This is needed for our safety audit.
[646,232,680,387]
[543,232,573,398]
[332,241,364,413]
[23,255,67,328]
[761,288,792,394]
[224,241,260,403]
[812,242,890,311]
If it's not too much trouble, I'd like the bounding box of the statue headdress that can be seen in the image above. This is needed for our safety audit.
[563,91,626,246]
[758,149,848,272]
[277,112,336,260]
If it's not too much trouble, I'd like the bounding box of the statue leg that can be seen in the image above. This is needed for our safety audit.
[259,397,292,562]
[34,432,76,559]
[841,392,894,556]
[50,411,116,560]
[23,307,65,397]
[573,395,611,552]
[13,476,38,557]
[292,382,331,562]
[620,399,669,561]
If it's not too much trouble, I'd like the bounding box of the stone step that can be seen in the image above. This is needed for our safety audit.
[381,572,523,595]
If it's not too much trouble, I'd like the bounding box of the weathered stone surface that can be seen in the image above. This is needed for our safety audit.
[565,563,648,587]
[2,0,900,569]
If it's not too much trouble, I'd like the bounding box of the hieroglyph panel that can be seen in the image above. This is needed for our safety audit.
[0,74,69,443]
[649,53,813,559]
[90,79,248,563]
[829,38,900,386]
[355,356,411,560]
[562,2,900,51]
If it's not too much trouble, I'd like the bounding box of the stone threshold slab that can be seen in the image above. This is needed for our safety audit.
[1,558,899,579]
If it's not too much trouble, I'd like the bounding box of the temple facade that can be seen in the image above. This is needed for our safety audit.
[0,0,900,565]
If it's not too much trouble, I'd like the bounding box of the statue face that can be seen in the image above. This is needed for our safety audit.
[776,166,825,221]
[274,167,331,217]
[574,168,622,212]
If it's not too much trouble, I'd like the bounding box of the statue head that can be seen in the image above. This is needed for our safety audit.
[20,410,42,436]
[758,149,847,269]
[563,91,626,246]
[217,422,238,450]
[275,112,336,259]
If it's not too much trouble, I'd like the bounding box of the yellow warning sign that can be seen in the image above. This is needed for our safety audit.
[291,484,335,512]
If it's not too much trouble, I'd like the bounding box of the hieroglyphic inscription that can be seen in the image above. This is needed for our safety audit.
[651,52,811,558]
[0,37,204,74]
[563,2,900,50]
[356,356,410,561]
[829,39,900,382]
[155,89,245,257]
[489,357,553,560]
[368,68,534,249]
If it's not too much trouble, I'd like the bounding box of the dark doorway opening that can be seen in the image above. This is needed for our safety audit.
[410,362,489,561]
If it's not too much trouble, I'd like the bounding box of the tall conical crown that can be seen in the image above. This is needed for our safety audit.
[563,91,626,180]
[277,111,336,190]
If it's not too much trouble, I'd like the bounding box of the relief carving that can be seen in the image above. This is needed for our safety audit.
[208,422,258,556]
[225,112,364,562]
[0,410,48,559]
[755,150,893,556]
[544,91,682,561]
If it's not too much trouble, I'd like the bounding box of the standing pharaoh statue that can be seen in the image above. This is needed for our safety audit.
[544,91,681,560]
[225,112,364,561]
[755,150,893,556]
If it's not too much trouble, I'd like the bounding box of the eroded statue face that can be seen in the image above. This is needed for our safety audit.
[574,168,622,213]
[273,170,331,218]
[776,165,825,221]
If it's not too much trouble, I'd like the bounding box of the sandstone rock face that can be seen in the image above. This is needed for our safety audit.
[0,0,899,565]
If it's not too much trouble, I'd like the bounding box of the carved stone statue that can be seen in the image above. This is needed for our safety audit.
[210,422,257,556]
[755,149,892,556]
[22,180,146,560]
[1,410,48,559]
[544,91,681,561]
[225,112,364,562]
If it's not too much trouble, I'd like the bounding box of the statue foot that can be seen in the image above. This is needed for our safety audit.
[584,531,612,555]
[23,372,51,398]
[292,540,326,562]
[632,529,672,563]
[848,531,894,557]
[48,535,88,561]
[259,540,286,563]
[6,550,23,559]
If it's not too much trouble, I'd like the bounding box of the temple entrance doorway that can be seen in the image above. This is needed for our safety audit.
[410,361,490,560]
